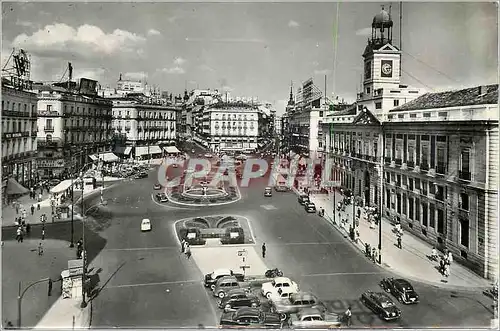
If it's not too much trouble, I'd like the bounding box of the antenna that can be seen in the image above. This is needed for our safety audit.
[399,1,403,77]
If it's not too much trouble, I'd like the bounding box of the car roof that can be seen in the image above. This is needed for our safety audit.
[142,219,150,222]
[370,292,392,302]
[394,279,413,289]
[234,307,260,318]
[297,307,323,318]
[213,268,232,275]
[273,277,291,283]
[217,275,238,283]
[226,288,248,296]
[291,292,317,301]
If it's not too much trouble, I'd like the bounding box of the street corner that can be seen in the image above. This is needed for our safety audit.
[173,215,255,247]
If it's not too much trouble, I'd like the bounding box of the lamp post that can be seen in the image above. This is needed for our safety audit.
[80,170,87,308]
[378,128,385,265]
[17,278,50,328]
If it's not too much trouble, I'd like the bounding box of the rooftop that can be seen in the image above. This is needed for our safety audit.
[390,84,498,112]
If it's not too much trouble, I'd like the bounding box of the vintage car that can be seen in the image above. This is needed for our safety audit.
[264,187,273,197]
[213,276,244,298]
[140,219,151,232]
[274,185,288,192]
[261,277,299,299]
[218,289,260,311]
[298,195,310,205]
[204,268,245,290]
[267,287,296,304]
[270,292,325,321]
[155,193,168,203]
[360,291,401,321]
[288,307,342,328]
[380,278,419,304]
[219,307,283,328]
[153,183,162,190]
[304,202,317,213]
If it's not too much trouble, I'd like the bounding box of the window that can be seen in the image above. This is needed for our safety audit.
[319,111,324,117]
[393,99,399,107]
[375,102,382,109]
[421,145,429,170]
[414,178,420,191]
[373,142,378,157]
[436,147,446,174]
[402,193,407,215]
[422,181,427,195]
[408,178,414,191]
[45,119,52,128]
[47,105,52,111]
[459,192,469,211]
[437,209,444,233]
[429,204,435,228]
[407,145,415,165]
[459,219,469,247]
[459,149,471,180]
[422,202,428,227]
[408,197,414,220]
[396,175,401,187]
[397,193,401,213]
[386,189,391,208]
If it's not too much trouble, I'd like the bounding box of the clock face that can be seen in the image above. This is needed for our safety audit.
[382,63,392,75]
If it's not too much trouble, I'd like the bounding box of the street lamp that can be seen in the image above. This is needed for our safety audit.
[80,170,87,308]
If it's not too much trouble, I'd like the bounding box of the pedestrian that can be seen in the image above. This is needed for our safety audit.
[37,203,40,211]
[31,205,35,215]
[431,247,438,261]
[26,223,31,236]
[16,227,22,242]
[444,263,450,277]
[38,193,42,202]
[261,243,266,258]
[15,203,19,215]
[38,242,44,256]
[181,239,186,253]
[397,235,402,249]
[185,244,191,259]
[447,251,453,264]
[344,306,352,326]
[372,247,377,263]
[41,229,45,240]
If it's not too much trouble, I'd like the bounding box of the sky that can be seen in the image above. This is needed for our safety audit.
[2,1,498,115]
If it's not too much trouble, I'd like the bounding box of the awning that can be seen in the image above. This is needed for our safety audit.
[124,147,132,155]
[5,178,29,195]
[150,146,162,154]
[135,146,149,157]
[90,152,119,163]
[50,179,74,194]
[164,146,181,154]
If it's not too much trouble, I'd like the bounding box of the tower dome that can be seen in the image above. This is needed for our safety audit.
[372,8,393,28]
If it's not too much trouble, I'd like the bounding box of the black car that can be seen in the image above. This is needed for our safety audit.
[220,307,283,328]
[380,278,419,304]
[298,194,309,205]
[360,291,401,321]
[218,289,260,310]
[204,268,245,289]
[155,193,168,203]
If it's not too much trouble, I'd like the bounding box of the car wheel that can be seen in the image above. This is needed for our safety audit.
[280,313,287,321]
[251,302,258,308]
[210,284,216,290]
[218,291,226,299]
[265,292,272,299]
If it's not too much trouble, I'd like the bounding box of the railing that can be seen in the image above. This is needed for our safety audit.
[3,110,31,117]
[436,164,446,175]
[406,161,415,168]
[44,127,54,132]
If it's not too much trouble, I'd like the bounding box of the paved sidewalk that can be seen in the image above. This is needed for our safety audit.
[292,188,493,290]
[35,297,91,329]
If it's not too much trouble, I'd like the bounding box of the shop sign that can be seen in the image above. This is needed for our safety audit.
[37,159,65,168]
[38,110,60,116]
[4,133,23,138]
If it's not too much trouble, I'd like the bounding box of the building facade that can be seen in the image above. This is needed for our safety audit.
[2,79,38,194]
[110,96,179,159]
[36,79,113,179]
[321,8,498,280]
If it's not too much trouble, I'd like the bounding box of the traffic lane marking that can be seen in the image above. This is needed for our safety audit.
[301,271,386,277]
[104,279,201,289]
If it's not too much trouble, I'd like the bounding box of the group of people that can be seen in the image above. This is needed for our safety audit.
[431,247,453,277]
[180,239,191,259]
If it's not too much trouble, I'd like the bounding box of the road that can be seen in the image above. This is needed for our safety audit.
[83,143,495,328]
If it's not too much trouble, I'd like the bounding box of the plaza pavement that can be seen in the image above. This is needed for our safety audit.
[298,188,493,290]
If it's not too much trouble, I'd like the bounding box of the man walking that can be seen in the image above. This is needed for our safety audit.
[38,242,44,256]
[180,239,186,253]
[261,243,266,258]
[185,243,191,259]
[397,235,402,249]
[31,205,35,216]
[344,306,352,326]
[16,227,22,242]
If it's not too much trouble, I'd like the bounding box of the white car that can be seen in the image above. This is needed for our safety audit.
[204,153,213,158]
[261,277,299,299]
[267,287,296,303]
[141,219,151,232]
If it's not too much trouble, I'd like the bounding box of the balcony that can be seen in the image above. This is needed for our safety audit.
[436,164,446,175]
[459,171,471,181]
[44,126,54,133]
[406,161,415,169]
[384,157,391,164]
[420,163,429,171]
[117,126,123,131]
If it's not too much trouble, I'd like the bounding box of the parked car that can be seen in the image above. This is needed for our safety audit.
[264,187,272,197]
[360,290,401,321]
[305,202,316,213]
[288,307,342,328]
[270,292,325,321]
[153,183,162,190]
[218,289,260,311]
[140,219,151,232]
[219,307,283,328]
[213,276,244,299]
[380,278,419,304]
[204,268,245,290]
[155,193,168,203]
[261,277,299,299]
[275,185,288,192]
[298,195,310,205]
[267,287,296,304]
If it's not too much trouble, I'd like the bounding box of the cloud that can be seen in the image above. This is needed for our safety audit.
[16,19,34,28]
[314,69,330,75]
[222,85,233,92]
[74,68,105,81]
[11,23,146,58]
[147,29,161,36]
[161,67,185,74]
[185,37,265,43]
[199,64,215,72]
[173,57,186,65]
[124,71,147,80]
[288,20,300,28]
[355,27,372,37]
